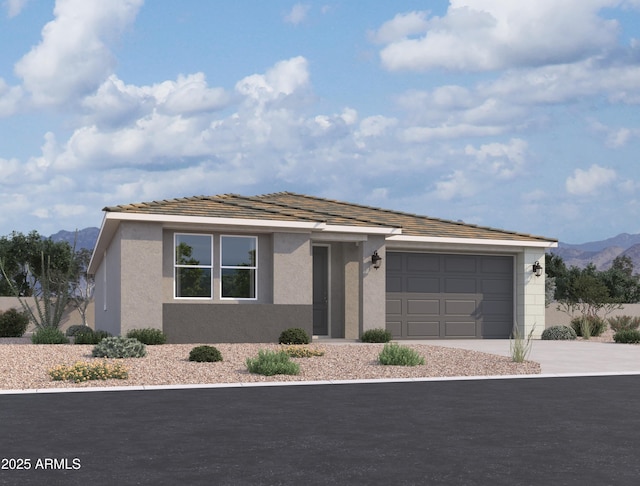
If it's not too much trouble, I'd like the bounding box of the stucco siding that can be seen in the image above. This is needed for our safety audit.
[95,228,122,336]
[272,232,312,305]
[516,248,546,339]
[360,236,386,333]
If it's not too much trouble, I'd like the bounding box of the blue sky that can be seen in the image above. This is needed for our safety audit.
[2,1,640,243]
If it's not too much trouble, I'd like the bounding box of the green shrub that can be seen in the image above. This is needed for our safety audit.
[361,328,392,343]
[92,336,147,358]
[31,327,69,344]
[541,325,577,340]
[49,361,128,383]
[246,349,300,376]
[278,328,310,345]
[607,315,640,333]
[613,329,640,344]
[74,329,112,345]
[0,308,29,337]
[126,328,167,345]
[65,325,92,337]
[378,343,425,366]
[570,316,607,338]
[281,345,325,358]
[188,345,223,362]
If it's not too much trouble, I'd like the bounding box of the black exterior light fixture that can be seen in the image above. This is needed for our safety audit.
[532,261,543,277]
[371,251,382,269]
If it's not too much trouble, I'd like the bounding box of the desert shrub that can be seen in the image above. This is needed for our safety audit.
[245,349,300,376]
[92,336,147,358]
[188,345,223,362]
[65,325,92,337]
[74,329,112,345]
[570,315,607,338]
[126,328,167,345]
[0,308,29,337]
[278,328,310,345]
[49,361,128,383]
[613,329,640,344]
[607,315,640,333]
[31,327,69,344]
[541,325,577,341]
[378,343,425,366]
[361,328,392,343]
[281,345,325,358]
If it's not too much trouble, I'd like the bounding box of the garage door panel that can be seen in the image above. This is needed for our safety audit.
[386,252,513,339]
[407,299,439,315]
[445,278,476,293]
[445,299,477,316]
[407,277,440,293]
[445,321,477,337]
[407,254,440,272]
[407,321,440,337]
[386,299,402,315]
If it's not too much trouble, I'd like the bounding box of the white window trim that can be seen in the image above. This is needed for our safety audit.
[174,233,213,300]
[220,235,258,301]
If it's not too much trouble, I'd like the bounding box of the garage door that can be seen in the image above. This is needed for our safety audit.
[386,253,513,339]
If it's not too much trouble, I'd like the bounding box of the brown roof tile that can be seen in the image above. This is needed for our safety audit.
[104,192,556,243]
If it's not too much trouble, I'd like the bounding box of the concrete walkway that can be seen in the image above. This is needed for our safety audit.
[420,339,640,375]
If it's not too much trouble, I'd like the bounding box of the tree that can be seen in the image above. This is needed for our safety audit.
[599,255,640,303]
[68,248,95,326]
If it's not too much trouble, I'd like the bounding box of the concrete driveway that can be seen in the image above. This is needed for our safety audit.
[423,339,640,375]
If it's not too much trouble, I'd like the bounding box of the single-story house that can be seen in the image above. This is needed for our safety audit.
[88,192,557,343]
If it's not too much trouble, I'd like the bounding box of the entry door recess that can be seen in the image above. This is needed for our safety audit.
[313,246,329,335]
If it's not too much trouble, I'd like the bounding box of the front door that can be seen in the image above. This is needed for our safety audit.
[312,246,329,335]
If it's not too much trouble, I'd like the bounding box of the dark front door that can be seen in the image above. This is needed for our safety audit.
[313,246,329,335]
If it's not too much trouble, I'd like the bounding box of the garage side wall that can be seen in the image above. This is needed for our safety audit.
[516,248,546,339]
[95,228,122,336]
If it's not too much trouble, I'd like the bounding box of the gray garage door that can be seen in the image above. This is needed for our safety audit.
[386,253,513,339]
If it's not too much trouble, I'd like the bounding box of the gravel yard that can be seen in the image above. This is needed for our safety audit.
[0,339,541,390]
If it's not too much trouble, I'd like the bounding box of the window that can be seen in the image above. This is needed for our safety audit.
[220,236,257,299]
[174,234,212,298]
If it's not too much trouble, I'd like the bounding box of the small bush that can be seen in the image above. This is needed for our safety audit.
[541,325,577,341]
[92,336,147,359]
[281,345,325,358]
[65,325,92,337]
[126,328,167,345]
[246,349,300,376]
[0,308,29,337]
[188,345,223,362]
[361,328,392,343]
[570,316,607,338]
[74,329,112,345]
[278,328,310,345]
[49,361,128,383]
[607,315,640,333]
[378,343,425,366]
[613,329,640,344]
[31,327,69,344]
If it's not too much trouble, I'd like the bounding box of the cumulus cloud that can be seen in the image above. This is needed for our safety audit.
[566,164,617,195]
[434,170,477,200]
[465,138,527,179]
[284,3,310,25]
[4,0,29,17]
[235,56,310,105]
[14,0,143,106]
[375,1,621,72]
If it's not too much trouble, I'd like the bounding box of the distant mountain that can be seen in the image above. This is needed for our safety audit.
[49,227,99,251]
[550,233,640,273]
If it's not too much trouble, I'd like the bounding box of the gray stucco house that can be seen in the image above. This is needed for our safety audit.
[88,192,557,343]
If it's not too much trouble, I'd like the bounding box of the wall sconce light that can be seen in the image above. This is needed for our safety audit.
[532,261,543,277]
[371,251,382,269]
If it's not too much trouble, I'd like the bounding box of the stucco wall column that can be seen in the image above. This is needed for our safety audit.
[272,233,312,305]
[516,249,546,339]
[360,236,386,335]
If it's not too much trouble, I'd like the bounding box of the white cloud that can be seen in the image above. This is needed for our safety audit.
[376,0,621,72]
[566,164,617,195]
[235,56,309,104]
[0,78,23,117]
[4,0,29,17]
[284,3,310,25]
[14,0,143,106]
[434,170,476,200]
[465,138,527,179]
[369,11,429,44]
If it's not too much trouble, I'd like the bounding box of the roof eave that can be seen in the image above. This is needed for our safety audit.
[386,235,558,248]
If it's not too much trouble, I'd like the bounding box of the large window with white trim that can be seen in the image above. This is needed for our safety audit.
[220,235,257,299]
[174,234,213,298]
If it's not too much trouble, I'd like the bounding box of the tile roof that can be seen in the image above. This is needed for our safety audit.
[104,191,556,243]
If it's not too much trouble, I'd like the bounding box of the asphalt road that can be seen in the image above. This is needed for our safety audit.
[1,376,639,485]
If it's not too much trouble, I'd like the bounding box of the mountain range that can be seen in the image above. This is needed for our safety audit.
[50,227,640,273]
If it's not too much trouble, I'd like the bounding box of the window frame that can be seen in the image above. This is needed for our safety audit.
[219,235,258,301]
[173,233,213,300]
